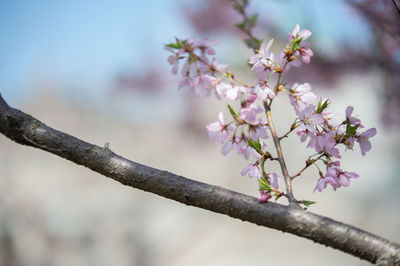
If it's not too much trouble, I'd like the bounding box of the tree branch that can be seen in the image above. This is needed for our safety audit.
[0,94,399,264]
[263,102,296,204]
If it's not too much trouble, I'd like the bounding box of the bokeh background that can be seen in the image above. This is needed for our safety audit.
[0,0,399,265]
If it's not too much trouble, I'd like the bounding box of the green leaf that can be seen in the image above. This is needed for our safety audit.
[166,38,187,50]
[227,104,239,119]
[244,37,262,50]
[235,22,246,30]
[300,200,316,206]
[316,98,329,114]
[345,122,359,137]
[259,177,272,192]
[233,1,242,11]
[291,37,302,51]
[252,37,262,50]
[260,160,266,177]
[243,38,253,49]
[166,38,182,49]
[247,138,262,154]
[166,43,180,49]
[249,14,258,27]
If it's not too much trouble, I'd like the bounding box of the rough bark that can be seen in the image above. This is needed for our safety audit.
[0,94,399,265]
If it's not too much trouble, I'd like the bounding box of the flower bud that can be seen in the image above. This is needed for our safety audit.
[273,65,282,73]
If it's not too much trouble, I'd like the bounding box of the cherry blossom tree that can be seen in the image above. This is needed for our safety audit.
[0,0,399,264]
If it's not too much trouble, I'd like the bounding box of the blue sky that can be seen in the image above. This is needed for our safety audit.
[0,1,191,102]
[0,0,372,108]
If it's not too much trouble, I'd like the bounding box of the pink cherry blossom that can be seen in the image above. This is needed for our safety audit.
[358,128,377,156]
[315,161,359,191]
[167,55,180,74]
[258,191,272,202]
[338,171,359,187]
[197,74,216,96]
[215,82,232,100]
[281,51,302,70]
[267,173,280,189]
[246,94,257,105]
[252,84,275,101]
[289,24,312,41]
[298,46,314,63]
[289,83,317,113]
[234,137,251,159]
[249,125,269,141]
[285,25,313,67]
[241,163,261,179]
[178,76,200,95]
[298,105,324,134]
[314,132,341,158]
[180,58,197,76]
[202,58,229,74]
[164,46,182,74]
[314,176,336,192]
[225,85,247,101]
[194,38,218,56]
[249,39,274,73]
[345,106,363,127]
[249,39,276,81]
[296,124,312,142]
[315,162,341,192]
[239,104,263,124]
[206,112,233,143]
[321,107,340,129]
[219,135,237,156]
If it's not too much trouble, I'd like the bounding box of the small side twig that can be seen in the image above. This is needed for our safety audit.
[291,153,325,180]
[279,123,298,140]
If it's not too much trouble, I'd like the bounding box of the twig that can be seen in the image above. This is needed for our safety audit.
[291,153,325,180]
[233,0,261,52]
[392,0,400,16]
[263,102,297,204]
[279,123,298,140]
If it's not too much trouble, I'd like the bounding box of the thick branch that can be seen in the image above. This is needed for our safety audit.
[0,95,399,264]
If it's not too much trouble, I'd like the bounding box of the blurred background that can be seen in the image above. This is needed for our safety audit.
[0,0,399,265]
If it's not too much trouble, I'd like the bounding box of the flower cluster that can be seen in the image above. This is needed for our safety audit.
[165,24,376,203]
[165,36,279,201]
[290,97,377,191]
[286,79,376,192]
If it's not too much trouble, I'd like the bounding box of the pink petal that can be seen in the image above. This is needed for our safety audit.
[249,165,261,179]
[364,128,377,138]
[298,29,311,40]
[314,178,327,192]
[346,172,359,179]
[268,173,280,189]
[217,111,224,125]
[338,174,350,187]
[258,192,272,202]
[241,164,252,176]
[291,24,300,37]
[345,106,354,119]
[359,139,371,156]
